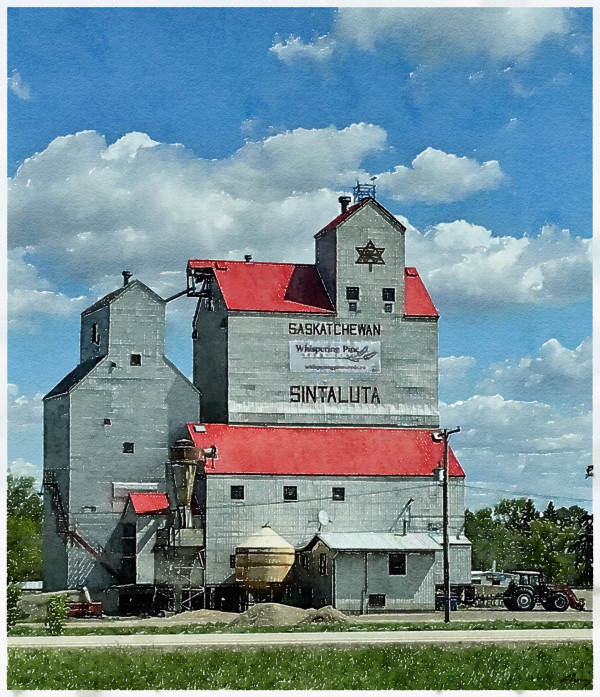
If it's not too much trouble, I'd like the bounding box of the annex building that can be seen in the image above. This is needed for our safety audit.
[43,186,470,614]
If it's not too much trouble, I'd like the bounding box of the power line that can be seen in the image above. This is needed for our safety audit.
[464,483,592,505]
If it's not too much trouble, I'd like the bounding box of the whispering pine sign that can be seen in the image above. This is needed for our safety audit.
[289,341,381,373]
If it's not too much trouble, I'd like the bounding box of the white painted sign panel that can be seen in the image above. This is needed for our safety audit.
[289,340,381,374]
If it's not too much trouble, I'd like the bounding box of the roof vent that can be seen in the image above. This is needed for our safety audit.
[122,270,133,286]
[244,255,253,263]
[338,196,351,214]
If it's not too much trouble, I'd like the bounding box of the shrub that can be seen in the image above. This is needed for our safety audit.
[7,583,23,631]
[45,595,69,636]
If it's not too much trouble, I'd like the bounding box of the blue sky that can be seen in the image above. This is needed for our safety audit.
[7,6,593,511]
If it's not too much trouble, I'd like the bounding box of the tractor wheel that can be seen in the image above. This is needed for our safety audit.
[503,596,516,611]
[514,590,535,611]
[550,592,569,612]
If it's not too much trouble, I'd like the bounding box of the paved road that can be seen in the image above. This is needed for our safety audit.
[8,628,592,651]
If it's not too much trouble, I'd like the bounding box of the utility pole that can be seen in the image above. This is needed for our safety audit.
[432,427,460,623]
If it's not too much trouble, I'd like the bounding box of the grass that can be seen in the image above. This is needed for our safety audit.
[8,617,592,636]
[8,643,593,690]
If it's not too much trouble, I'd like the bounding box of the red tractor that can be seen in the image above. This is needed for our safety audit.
[502,570,585,612]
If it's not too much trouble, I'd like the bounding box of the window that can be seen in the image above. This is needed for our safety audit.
[348,301,358,312]
[122,523,136,538]
[301,555,310,571]
[369,593,386,608]
[123,442,135,454]
[81,505,97,513]
[332,487,345,501]
[346,286,360,300]
[230,485,244,500]
[384,303,393,313]
[130,353,142,366]
[382,288,396,302]
[91,323,100,345]
[283,485,298,501]
[104,418,112,426]
[388,553,407,576]
[230,555,236,569]
[319,553,328,576]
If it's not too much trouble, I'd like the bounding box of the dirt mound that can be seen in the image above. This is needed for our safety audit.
[298,605,349,625]
[160,609,237,625]
[18,590,82,621]
[230,603,307,627]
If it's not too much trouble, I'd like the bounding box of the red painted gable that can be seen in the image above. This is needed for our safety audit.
[404,268,439,317]
[129,492,170,515]
[187,423,464,478]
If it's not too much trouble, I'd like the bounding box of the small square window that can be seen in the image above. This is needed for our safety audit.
[348,301,358,312]
[384,303,393,313]
[230,485,244,500]
[369,593,386,608]
[230,554,236,569]
[346,286,360,300]
[104,418,112,426]
[382,288,396,302]
[332,487,345,501]
[283,485,297,501]
[123,442,134,454]
[389,552,407,576]
[130,354,142,366]
[319,553,328,576]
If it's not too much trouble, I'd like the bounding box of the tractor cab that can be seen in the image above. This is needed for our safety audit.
[514,571,543,586]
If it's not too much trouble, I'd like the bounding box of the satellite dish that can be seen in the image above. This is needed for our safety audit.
[318,510,330,527]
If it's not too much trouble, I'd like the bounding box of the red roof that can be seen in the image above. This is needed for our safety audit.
[314,199,367,238]
[128,492,170,515]
[404,268,438,318]
[188,259,436,318]
[187,260,335,314]
[187,424,464,478]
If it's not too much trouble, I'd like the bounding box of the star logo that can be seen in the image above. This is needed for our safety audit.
[355,240,385,271]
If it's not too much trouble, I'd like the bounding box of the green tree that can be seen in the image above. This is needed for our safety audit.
[543,500,557,523]
[7,475,43,582]
[494,498,538,536]
[45,594,69,635]
[528,519,576,583]
[568,512,593,586]
[7,582,23,632]
[7,474,43,522]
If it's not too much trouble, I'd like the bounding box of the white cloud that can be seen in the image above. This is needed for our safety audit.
[478,338,591,407]
[377,148,506,204]
[439,356,476,378]
[7,385,44,435]
[271,34,334,64]
[8,127,511,325]
[8,70,31,100]
[9,458,41,483]
[271,8,571,65]
[443,394,589,455]
[8,127,589,325]
[442,393,591,510]
[401,218,591,311]
[8,248,86,331]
